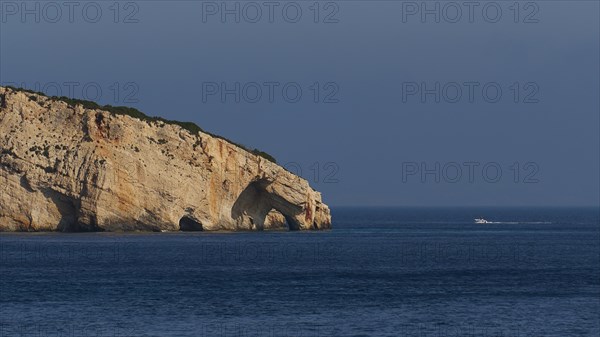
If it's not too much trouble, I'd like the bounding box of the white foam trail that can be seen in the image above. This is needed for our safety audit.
[485,221,552,224]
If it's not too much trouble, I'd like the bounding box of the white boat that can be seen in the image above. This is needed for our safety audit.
[474,218,490,224]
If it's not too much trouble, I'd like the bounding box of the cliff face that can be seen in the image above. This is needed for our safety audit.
[0,87,331,232]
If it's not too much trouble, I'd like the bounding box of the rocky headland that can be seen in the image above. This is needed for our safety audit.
[0,86,331,232]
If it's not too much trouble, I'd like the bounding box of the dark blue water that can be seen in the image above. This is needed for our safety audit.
[1,208,598,337]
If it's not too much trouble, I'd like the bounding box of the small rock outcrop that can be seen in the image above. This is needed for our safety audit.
[0,86,331,232]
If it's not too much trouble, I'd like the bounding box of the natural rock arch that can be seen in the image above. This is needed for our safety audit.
[264,209,288,230]
[231,179,302,231]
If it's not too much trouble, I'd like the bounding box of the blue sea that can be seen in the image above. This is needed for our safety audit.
[1,207,598,337]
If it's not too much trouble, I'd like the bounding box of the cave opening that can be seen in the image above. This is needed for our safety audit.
[284,214,300,231]
[179,216,203,231]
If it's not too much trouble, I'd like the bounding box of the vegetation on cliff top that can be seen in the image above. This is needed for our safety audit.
[4,86,276,163]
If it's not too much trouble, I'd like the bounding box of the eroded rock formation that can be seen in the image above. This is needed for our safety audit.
[0,86,331,232]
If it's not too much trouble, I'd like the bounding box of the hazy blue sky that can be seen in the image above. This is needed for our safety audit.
[1,1,598,207]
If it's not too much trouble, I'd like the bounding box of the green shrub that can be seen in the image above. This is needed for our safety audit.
[251,150,277,164]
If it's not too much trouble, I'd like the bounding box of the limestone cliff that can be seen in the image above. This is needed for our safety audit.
[0,86,331,232]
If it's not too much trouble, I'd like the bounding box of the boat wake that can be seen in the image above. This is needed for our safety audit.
[481,221,552,225]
